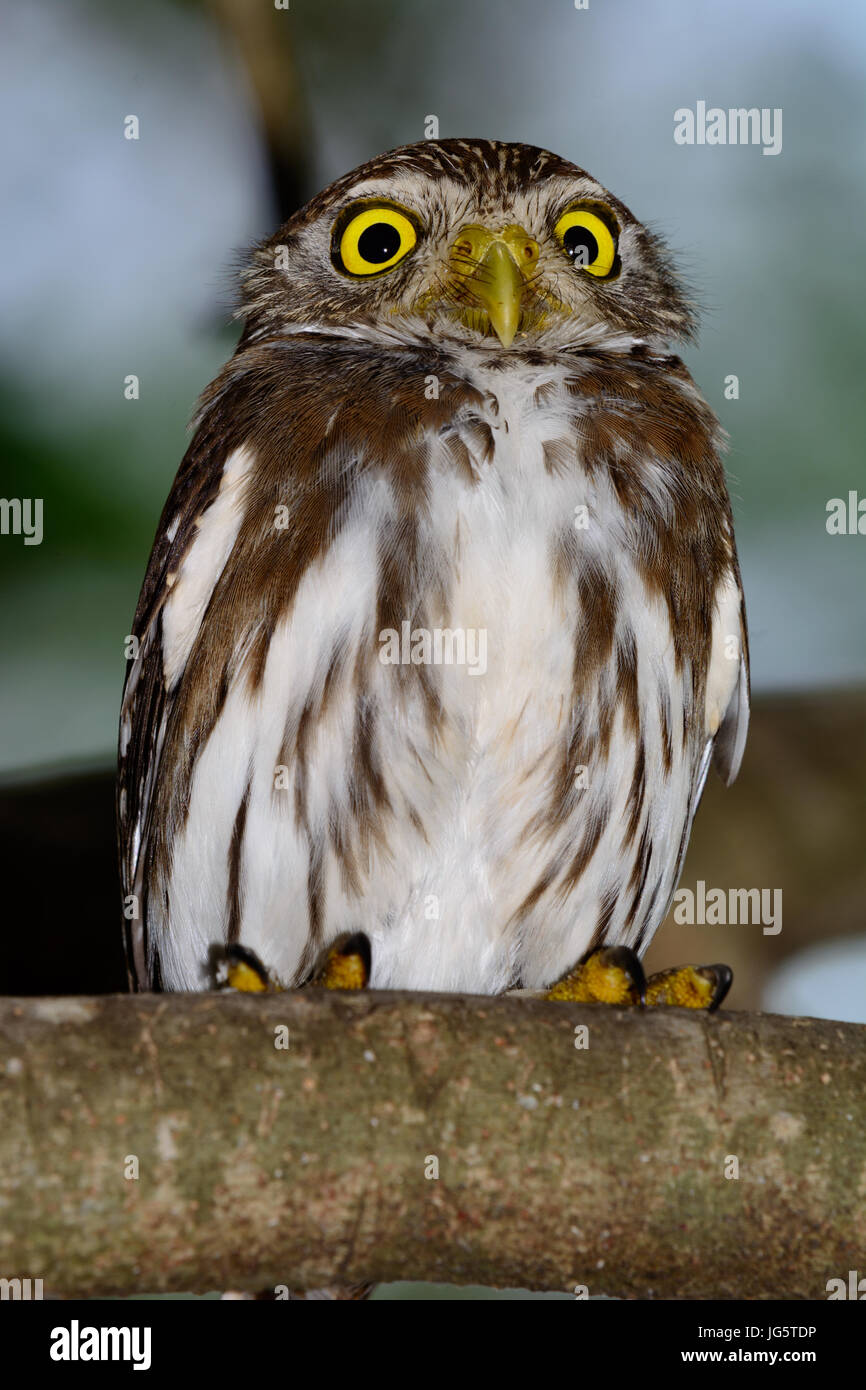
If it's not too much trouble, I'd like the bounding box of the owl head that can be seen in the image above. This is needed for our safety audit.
[241,138,695,352]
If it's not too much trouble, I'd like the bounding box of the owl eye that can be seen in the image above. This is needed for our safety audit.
[332,203,419,277]
[554,206,618,278]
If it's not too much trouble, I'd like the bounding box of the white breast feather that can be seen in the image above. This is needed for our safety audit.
[151,362,736,993]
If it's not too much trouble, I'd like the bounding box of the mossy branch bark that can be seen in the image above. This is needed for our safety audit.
[0,991,863,1298]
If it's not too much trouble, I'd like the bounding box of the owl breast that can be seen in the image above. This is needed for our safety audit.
[152,351,708,995]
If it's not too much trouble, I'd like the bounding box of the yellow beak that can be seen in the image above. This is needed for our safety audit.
[448,224,540,347]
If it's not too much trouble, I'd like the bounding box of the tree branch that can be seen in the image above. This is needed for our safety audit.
[1,991,863,1298]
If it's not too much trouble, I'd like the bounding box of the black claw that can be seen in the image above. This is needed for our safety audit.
[337,931,372,977]
[210,941,272,988]
[703,963,733,1012]
[225,944,269,971]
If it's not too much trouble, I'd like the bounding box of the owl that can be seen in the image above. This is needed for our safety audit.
[118,138,748,1009]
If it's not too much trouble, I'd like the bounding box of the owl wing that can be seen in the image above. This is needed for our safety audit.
[707,564,750,787]
[117,400,236,989]
[667,559,750,917]
[118,337,481,989]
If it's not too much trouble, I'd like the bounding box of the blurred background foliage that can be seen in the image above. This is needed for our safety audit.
[1,0,864,1022]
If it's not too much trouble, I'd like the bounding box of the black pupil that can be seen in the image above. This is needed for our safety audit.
[563,225,599,266]
[357,221,402,264]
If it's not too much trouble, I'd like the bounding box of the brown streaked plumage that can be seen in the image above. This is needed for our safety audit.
[118,138,748,995]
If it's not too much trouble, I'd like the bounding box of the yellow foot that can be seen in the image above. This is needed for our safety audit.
[545,946,646,1005]
[217,932,372,993]
[644,963,732,1012]
[545,947,732,1011]
[218,944,282,993]
[311,932,371,990]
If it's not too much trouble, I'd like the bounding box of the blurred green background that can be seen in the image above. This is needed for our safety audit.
[1,0,864,1018]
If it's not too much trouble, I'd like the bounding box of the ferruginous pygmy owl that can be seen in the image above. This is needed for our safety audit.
[118,138,748,1008]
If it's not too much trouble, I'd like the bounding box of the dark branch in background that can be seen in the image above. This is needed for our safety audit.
[0,991,863,1298]
[0,769,125,995]
[209,0,312,221]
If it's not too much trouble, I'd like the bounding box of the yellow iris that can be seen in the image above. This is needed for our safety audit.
[554,206,618,278]
[335,204,418,276]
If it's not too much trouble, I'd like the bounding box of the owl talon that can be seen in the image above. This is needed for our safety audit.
[217,944,282,993]
[644,963,732,1011]
[545,950,731,1010]
[214,936,372,993]
[545,945,646,1005]
[311,932,371,991]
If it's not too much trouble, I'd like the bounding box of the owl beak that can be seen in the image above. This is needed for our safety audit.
[448,225,540,347]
